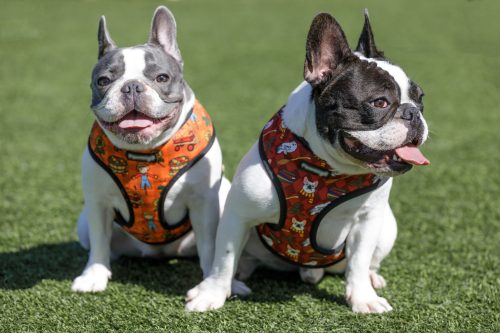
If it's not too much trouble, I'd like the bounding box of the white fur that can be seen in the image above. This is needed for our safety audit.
[72,50,226,292]
[185,81,402,313]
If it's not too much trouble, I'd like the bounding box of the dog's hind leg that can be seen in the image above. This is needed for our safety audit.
[300,267,325,284]
[76,208,90,250]
[235,251,260,281]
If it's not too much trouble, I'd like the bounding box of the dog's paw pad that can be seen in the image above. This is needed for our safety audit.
[369,271,387,289]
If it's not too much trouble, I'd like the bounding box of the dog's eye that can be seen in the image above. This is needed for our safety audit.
[418,93,425,104]
[156,74,170,83]
[371,98,390,109]
[97,76,111,87]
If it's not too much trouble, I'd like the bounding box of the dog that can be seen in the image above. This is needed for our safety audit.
[71,6,231,293]
[185,10,429,313]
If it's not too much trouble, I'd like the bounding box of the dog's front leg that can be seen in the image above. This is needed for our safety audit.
[185,205,252,312]
[344,214,393,313]
[185,143,277,312]
[72,201,113,292]
[188,193,219,278]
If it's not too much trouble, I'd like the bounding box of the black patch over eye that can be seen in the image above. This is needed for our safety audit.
[370,98,390,109]
[97,76,111,87]
[156,74,170,83]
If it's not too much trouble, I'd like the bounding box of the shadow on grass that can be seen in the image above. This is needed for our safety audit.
[240,268,348,307]
[0,242,347,306]
[0,242,201,295]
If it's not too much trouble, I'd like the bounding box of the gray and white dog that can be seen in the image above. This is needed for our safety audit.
[186,11,429,313]
[72,6,232,293]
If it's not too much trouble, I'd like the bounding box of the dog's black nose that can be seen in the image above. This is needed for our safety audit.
[121,80,145,94]
[400,104,420,121]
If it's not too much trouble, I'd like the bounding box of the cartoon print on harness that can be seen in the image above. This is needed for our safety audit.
[87,100,214,245]
[132,163,158,192]
[277,141,298,155]
[169,156,190,176]
[327,185,347,200]
[299,176,318,203]
[290,218,306,236]
[309,202,330,215]
[108,155,128,174]
[278,116,287,139]
[144,212,156,231]
[286,245,300,260]
[277,169,297,183]
[256,111,384,267]
[94,135,105,155]
[130,187,144,208]
[173,127,199,152]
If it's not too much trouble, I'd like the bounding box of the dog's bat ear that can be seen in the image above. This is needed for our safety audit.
[148,6,183,67]
[355,9,384,59]
[98,16,117,59]
[304,13,352,86]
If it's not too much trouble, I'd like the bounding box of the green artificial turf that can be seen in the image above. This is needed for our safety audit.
[1,0,499,332]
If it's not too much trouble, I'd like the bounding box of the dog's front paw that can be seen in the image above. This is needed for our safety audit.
[346,286,393,313]
[71,264,111,293]
[185,278,230,312]
[350,296,393,313]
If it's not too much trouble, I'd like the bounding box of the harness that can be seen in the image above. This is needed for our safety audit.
[88,100,215,244]
[257,109,387,267]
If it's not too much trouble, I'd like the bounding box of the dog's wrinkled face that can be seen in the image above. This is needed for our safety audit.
[90,7,186,145]
[304,12,429,176]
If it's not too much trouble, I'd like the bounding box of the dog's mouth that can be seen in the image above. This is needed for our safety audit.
[98,105,180,133]
[340,132,430,173]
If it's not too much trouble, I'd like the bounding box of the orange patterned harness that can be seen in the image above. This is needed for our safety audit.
[88,101,215,244]
[257,109,387,267]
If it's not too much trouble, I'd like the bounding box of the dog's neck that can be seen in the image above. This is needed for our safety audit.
[282,81,370,175]
[100,84,195,152]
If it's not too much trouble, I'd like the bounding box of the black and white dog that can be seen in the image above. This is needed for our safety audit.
[72,7,232,293]
[186,11,429,313]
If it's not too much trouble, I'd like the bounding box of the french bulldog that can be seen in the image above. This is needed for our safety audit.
[72,6,232,293]
[185,11,429,313]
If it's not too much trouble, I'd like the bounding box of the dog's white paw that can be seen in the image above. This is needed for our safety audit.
[71,264,111,293]
[346,285,393,314]
[231,278,251,296]
[300,267,325,285]
[369,271,387,289]
[350,296,393,313]
[185,278,230,312]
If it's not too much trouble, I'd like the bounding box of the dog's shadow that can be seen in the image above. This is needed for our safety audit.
[240,269,348,307]
[0,242,201,295]
[0,242,346,306]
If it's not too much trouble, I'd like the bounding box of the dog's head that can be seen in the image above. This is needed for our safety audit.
[304,11,429,176]
[90,6,188,145]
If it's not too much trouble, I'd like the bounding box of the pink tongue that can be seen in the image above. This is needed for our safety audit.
[118,112,154,129]
[395,144,430,166]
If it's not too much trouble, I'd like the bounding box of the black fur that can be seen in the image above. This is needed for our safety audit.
[355,10,385,60]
